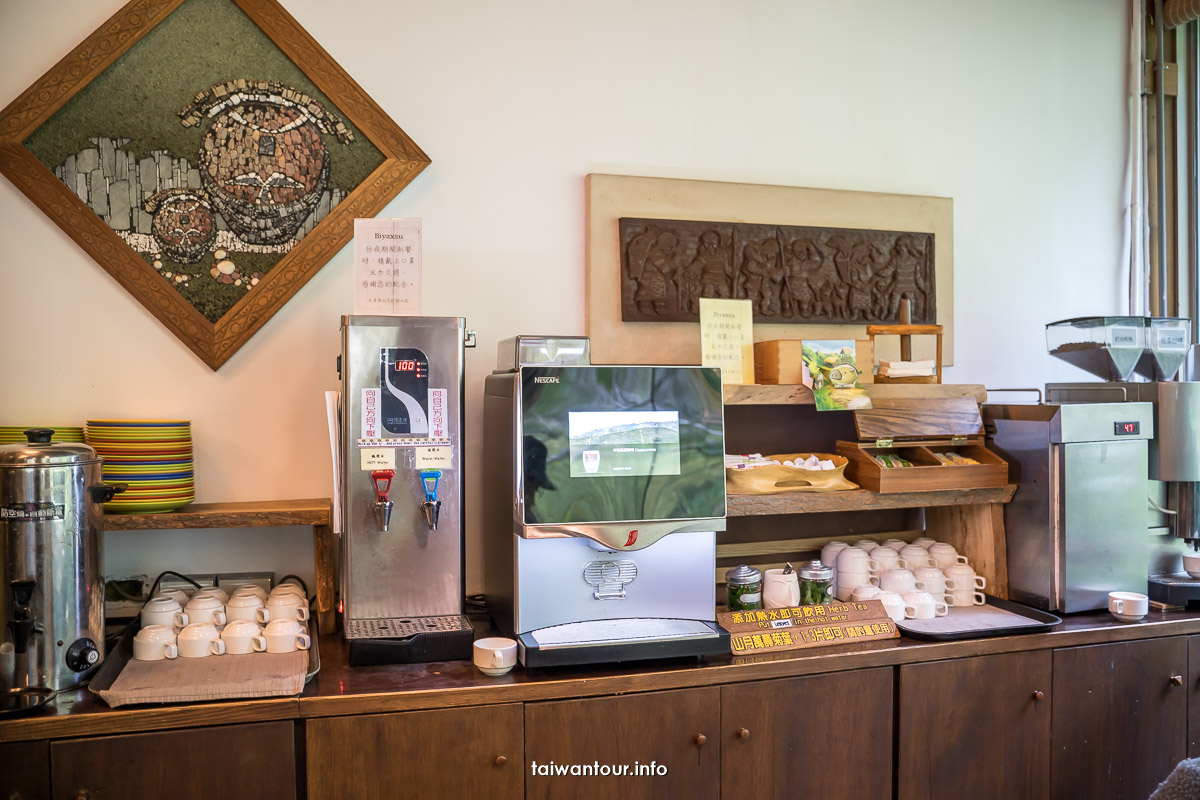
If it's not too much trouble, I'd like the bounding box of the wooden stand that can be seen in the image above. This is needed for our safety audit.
[104,499,336,635]
[867,297,943,383]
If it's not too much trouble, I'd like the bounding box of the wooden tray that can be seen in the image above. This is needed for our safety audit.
[726,452,858,494]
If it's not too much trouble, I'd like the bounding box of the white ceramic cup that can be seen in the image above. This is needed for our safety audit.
[867,546,909,575]
[853,540,879,555]
[821,541,850,570]
[882,539,908,553]
[763,569,801,609]
[1109,591,1149,622]
[261,593,310,623]
[178,623,226,658]
[269,583,307,600]
[928,542,969,569]
[946,589,987,607]
[943,564,987,591]
[133,624,178,661]
[903,590,949,620]
[870,568,927,595]
[226,593,269,624]
[183,594,226,627]
[1183,553,1200,579]
[473,637,518,676]
[221,619,267,655]
[875,591,906,622]
[836,570,873,600]
[230,584,270,603]
[913,567,950,600]
[837,547,872,574]
[912,537,938,550]
[156,587,191,606]
[192,586,230,604]
[141,596,188,631]
[899,545,936,570]
[851,585,882,602]
[263,618,311,653]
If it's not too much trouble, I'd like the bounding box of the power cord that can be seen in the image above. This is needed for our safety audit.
[105,570,203,646]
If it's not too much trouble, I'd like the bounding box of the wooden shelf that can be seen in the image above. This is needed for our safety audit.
[723,383,986,406]
[103,498,335,636]
[726,485,1016,516]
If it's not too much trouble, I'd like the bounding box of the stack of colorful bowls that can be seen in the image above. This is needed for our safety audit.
[0,426,84,444]
[85,420,194,513]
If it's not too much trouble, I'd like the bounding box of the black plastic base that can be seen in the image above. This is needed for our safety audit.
[517,622,729,668]
[1148,573,1200,608]
[347,627,475,666]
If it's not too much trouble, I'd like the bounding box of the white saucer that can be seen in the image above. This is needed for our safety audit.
[1111,612,1146,623]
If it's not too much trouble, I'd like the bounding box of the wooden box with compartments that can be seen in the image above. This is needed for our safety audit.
[835,396,1008,493]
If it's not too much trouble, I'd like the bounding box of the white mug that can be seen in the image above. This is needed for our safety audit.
[221,620,267,655]
[903,590,949,620]
[882,539,908,553]
[851,585,882,602]
[835,570,873,601]
[837,547,872,574]
[821,541,850,570]
[943,564,987,591]
[912,537,938,550]
[1183,553,1200,579]
[946,590,987,607]
[870,568,927,595]
[913,567,950,599]
[928,543,969,569]
[899,545,936,570]
[875,591,906,623]
[263,618,311,653]
[178,623,226,658]
[867,546,907,575]
[183,594,226,627]
[269,583,307,600]
[226,593,268,624]
[853,540,879,555]
[230,584,270,603]
[192,586,230,604]
[473,637,518,676]
[1109,591,1149,622]
[262,593,310,623]
[763,569,801,609]
[141,596,188,631]
[156,587,191,606]
[133,624,178,661]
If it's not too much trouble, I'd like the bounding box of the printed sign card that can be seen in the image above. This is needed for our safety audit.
[717,601,898,655]
[353,218,422,315]
[700,298,754,385]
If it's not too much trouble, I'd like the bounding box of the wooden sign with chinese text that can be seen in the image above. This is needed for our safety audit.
[717,601,898,655]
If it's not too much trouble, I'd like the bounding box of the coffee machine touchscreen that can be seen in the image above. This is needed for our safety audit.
[520,365,724,526]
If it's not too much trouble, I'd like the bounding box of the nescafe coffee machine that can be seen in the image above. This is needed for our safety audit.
[483,336,729,667]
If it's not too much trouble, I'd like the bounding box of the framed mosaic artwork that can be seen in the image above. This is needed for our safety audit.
[0,0,430,369]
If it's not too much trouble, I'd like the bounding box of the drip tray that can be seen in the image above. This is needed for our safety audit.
[345,614,475,666]
[1148,574,1200,608]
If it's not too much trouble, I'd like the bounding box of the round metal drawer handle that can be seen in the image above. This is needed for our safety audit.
[1170,675,1184,687]
[1033,690,1045,701]
[494,755,508,766]
[695,734,708,746]
[738,728,751,740]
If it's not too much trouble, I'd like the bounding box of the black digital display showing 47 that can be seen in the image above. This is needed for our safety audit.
[1114,421,1140,436]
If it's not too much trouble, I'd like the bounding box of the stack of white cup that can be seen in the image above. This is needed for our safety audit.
[836,547,874,601]
[133,579,310,662]
[828,538,989,618]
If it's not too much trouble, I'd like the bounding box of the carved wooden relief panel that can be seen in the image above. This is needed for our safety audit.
[619,217,935,325]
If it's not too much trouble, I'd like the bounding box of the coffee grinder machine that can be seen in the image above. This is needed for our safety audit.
[338,316,474,665]
[482,336,730,667]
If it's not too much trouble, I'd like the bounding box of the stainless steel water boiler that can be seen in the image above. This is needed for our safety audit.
[1,430,112,695]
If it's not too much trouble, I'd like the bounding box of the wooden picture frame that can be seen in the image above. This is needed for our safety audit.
[0,0,430,370]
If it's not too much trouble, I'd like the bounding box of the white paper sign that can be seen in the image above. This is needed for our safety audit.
[429,388,447,440]
[361,388,380,438]
[360,448,395,470]
[353,218,422,315]
[414,446,453,469]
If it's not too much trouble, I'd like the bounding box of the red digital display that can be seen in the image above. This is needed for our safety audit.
[394,360,419,371]
[1114,421,1140,436]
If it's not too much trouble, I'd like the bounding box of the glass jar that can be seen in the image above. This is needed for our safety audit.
[799,559,834,605]
[725,565,762,611]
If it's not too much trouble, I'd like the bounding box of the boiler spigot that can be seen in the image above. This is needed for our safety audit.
[420,469,442,531]
[370,469,396,532]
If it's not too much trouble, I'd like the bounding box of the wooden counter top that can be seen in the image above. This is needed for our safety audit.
[5,608,1199,742]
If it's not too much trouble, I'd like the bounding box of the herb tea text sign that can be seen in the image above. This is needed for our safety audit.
[718,601,898,655]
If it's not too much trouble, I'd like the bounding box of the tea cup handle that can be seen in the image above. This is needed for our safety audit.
[211,639,226,656]
[164,643,178,660]
[1114,599,1125,614]
[297,606,311,622]
[955,554,969,564]
[903,604,917,619]
[295,634,311,651]
[944,578,959,591]
[255,607,270,624]
[935,602,949,616]
[175,612,190,628]
[252,636,267,653]
[975,576,987,590]
[213,610,227,626]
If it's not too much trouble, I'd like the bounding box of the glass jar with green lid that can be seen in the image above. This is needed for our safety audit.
[799,559,834,605]
[725,565,762,611]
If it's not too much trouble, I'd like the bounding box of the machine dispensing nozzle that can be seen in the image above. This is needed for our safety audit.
[370,469,395,532]
[420,469,442,530]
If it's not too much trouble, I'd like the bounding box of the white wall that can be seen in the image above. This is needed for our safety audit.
[0,0,1129,593]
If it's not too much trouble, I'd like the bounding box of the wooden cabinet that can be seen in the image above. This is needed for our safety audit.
[0,740,49,800]
[524,687,719,800]
[305,703,522,800]
[898,650,1051,800]
[722,667,893,798]
[49,721,295,800]
[1051,637,1188,800]
[1189,634,1200,758]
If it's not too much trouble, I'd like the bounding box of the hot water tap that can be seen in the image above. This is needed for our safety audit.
[370,469,395,532]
